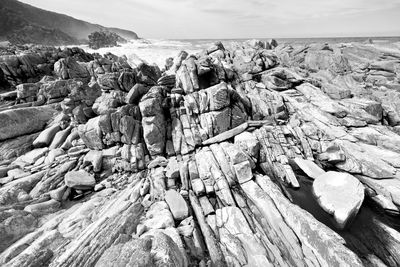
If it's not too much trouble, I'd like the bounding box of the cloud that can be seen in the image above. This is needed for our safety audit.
[18,0,400,38]
[193,0,400,22]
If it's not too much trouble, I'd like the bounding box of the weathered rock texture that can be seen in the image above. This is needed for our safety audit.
[1,39,400,267]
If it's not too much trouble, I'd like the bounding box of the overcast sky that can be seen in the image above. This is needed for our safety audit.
[20,0,400,39]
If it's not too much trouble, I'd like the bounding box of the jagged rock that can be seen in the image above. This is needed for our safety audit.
[54,57,89,80]
[313,171,365,229]
[78,117,104,150]
[118,71,136,92]
[234,131,260,159]
[125,83,149,104]
[0,106,56,141]
[136,63,161,86]
[97,72,121,91]
[165,189,189,221]
[16,83,40,100]
[139,87,166,156]
[92,91,125,115]
[64,170,96,189]
[83,150,103,172]
[4,39,400,267]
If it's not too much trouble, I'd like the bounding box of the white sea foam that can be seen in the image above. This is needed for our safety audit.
[76,39,205,68]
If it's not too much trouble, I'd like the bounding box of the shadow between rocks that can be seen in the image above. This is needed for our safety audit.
[287,174,400,267]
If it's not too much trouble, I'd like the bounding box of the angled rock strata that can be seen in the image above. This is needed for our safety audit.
[1,40,400,266]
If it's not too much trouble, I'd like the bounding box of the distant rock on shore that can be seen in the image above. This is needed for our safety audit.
[88,31,126,50]
[1,38,400,266]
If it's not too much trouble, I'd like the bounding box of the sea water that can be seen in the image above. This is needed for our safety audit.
[77,36,400,69]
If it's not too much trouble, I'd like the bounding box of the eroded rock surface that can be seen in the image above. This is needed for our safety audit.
[1,39,400,267]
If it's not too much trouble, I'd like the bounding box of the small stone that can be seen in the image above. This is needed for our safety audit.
[165,189,189,221]
[148,156,168,169]
[165,157,180,179]
[94,183,105,192]
[64,170,96,189]
[233,161,253,184]
[84,150,103,172]
[49,185,68,201]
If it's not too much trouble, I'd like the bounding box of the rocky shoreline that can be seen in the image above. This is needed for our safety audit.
[0,39,400,266]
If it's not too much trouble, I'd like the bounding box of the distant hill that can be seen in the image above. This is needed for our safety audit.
[0,0,139,45]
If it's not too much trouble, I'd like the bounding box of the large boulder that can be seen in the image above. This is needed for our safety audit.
[77,117,104,150]
[97,72,121,91]
[125,84,149,104]
[313,171,365,229]
[136,63,161,86]
[0,106,56,141]
[16,83,40,100]
[54,57,89,80]
[139,86,166,156]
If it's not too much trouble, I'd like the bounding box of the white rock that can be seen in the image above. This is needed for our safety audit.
[313,171,364,229]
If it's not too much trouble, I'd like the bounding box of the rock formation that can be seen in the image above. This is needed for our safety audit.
[1,39,400,267]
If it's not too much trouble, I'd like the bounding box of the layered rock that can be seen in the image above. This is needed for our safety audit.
[1,39,400,267]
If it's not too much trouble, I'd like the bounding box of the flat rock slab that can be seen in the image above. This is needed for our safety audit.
[165,189,189,221]
[17,147,49,165]
[0,106,56,141]
[294,158,325,180]
[313,171,365,229]
[65,170,96,189]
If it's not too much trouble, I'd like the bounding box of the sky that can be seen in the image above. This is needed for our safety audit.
[19,0,400,39]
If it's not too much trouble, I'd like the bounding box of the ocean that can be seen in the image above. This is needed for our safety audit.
[78,36,400,68]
